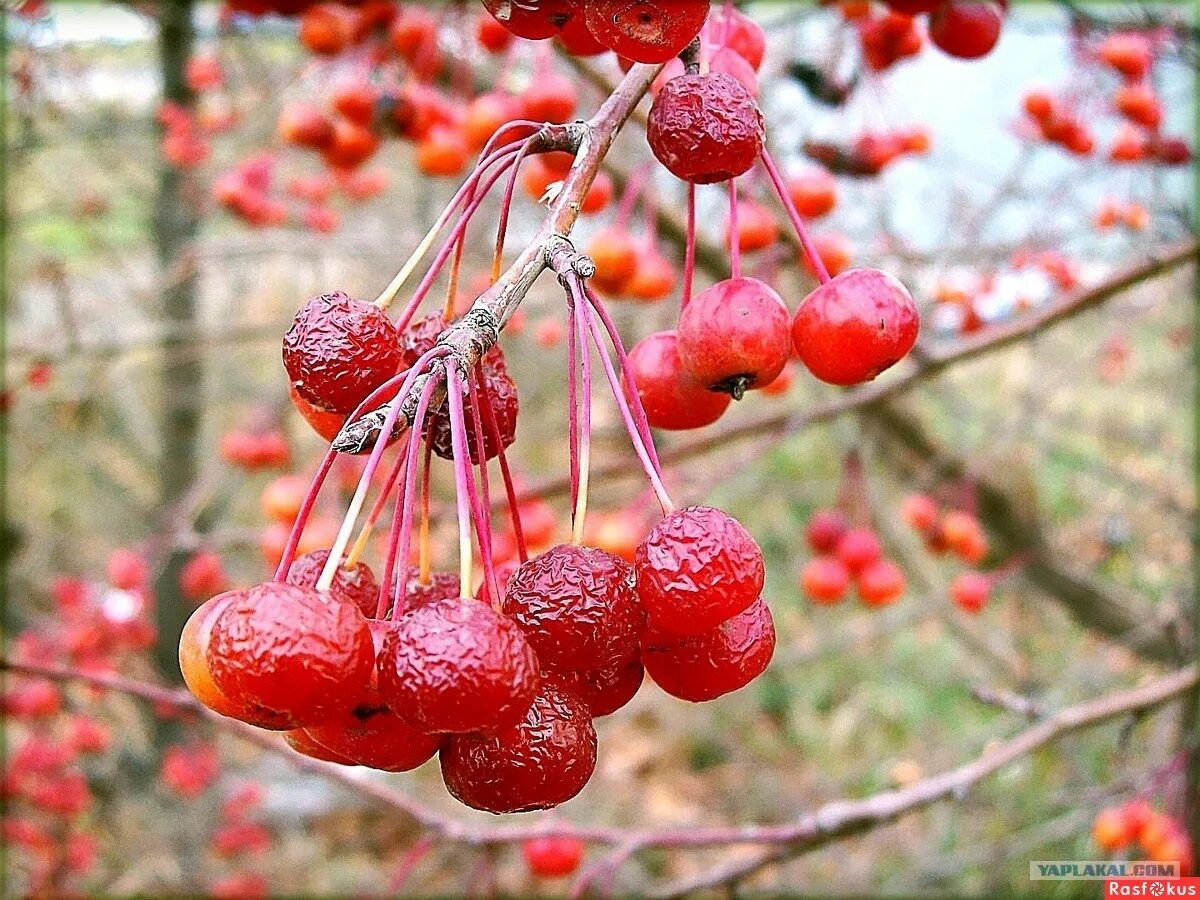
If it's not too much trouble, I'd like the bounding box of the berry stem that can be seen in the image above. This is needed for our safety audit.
[493,135,538,283]
[271,447,338,582]
[445,364,492,602]
[344,438,410,570]
[759,148,831,284]
[418,437,433,585]
[727,179,742,280]
[566,287,581,521]
[682,182,697,307]
[571,291,593,546]
[466,365,500,602]
[478,373,528,563]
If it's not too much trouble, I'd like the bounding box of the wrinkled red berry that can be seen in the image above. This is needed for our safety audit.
[642,598,774,702]
[208,582,375,728]
[647,73,763,184]
[440,679,596,813]
[584,0,709,64]
[305,706,441,772]
[282,291,403,414]
[286,549,379,618]
[677,277,791,397]
[397,568,462,613]
[792,268,919,387]
[377,597,539,734]
[559,658,644,717]
[635,505,764,636]
[503,544,643,676]
[626,331,731,430]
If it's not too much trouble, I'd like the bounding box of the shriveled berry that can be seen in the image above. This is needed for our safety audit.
[642,598,774,702]
[179,592,249,721]
[397,568,462,613]
[503,544,643,676]
[792,268,919,387]
[440,679,596,813]
[805,508,848,553]
[282,291,403,414]
[584,0,709,64]
[305,706,441,772]
[625,331,732,429]
[208,582,374,729]
[560,658,644,717]
[856,559,905,607]
[800,556,850,605]
[287,549,379,618]
[677,277,791,397]
[635,505,764,636]
[377,597,539,734]
[523,835,585,877]
[647,73,763,184]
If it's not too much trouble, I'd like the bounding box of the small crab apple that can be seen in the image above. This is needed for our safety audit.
[286,549,379,618]
[292,380,346,438]
[726,200,779,252]
[299,3,357,55]
[322,119,380,169]
[179,593,250,721]
[208,582,375,728]
[1113,83,1163,129]
[636,505,765,636]
[440,678,596,813]
[464,93,519,152]
[1092,807,1137,852]
[259,474,308,523]
[584,0,709,63]
[282,290,403,414]
[642,598,775,702]
[180,549,228,601]
[835,527,882,574]
[277,103,333,150]
[792,268,919,387]
[556,12,607,55]
[482,0,574,40]
[417,127,470,178]
[283,728,355,764]
[856,559,905,607]
[397,568,462,613]
[626,331,731,430]
[1098,32,1152,81]
[707,4,766,70]
[805,508,848,553]
[523,835,585,878]
[900,493,938,532]
[801,556,850,605]
[709,47,759,97]
[377,597,539,734]
[305,706,442,772]
[107,548,148,590]
[503,544,644,676]
[677,277,791,398]
[583,509,642,562]
[331,79,379,127]
[929,2,1004,60]
[624,250,675,302]
[587,227,639,294]
[559,658,644,717]
[950,571,990,613]
[522,73,578,124]
[476,11,514,52]
[802,232,854,278]
[647,73,764,184]
[787,168,837,218]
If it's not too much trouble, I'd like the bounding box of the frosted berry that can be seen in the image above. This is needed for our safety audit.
[376,597,539,734]
[647,73,763,184]
[287,549,379,618]
[642,598,774,702]
[440,679,596,813]
[503,544,644,676]
[677,277,791,398]
[801,556,850,605]
[792,268,919,387]
[584,0,709,64]
[635,505,764,636]
[282,291,403,414]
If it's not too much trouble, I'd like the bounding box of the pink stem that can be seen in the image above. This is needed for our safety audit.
[493,135,538,275]
[479,374,528,563]
[728,179,742,280]
[466,367,500,602]
[682,182,697,307]
[360,437,410,534]
[615,162,649,229]
[565,288,581,518]
[272,448,338,582]
[446,365,500,607]
[759,148,831,284]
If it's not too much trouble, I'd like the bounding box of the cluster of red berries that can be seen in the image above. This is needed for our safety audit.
[804,126,931,177]
[799,509,906,608]
[845,1,1005,68]
[1093,799,1194,875]
[900,493,994,613]
[217,419,291,470]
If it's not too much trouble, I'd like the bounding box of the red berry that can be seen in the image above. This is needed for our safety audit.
[792,268,919,387]
[476,12,514,52]
[583,0,709,64]
[376,597,539,734]
[180,550,228,601]
[642,598,774,702]
[647,73,763,184]
[107,548,147,590]
[950,571,990,613]
[929,2,1004,60]
[559,658,644,717]
[900,494,938,532]
[707,5,766,70]
[556,12,607,56]
[208,582,375,729]
[856,559,905,607]
[624,251,676,301]
[805,508,848,553]
[1098,32,1152,81]
[522,72,578,123]
[726,200,778,252]
[397,568,462,613]
[523,835,585,877]
[801,556,850,605]
[286,549,380,618]
[304,706,441,772]
[677,276,791,397]
[835,527,882,574]
[440,678,596,813]
[299,3,356,55]
[481,0,574,40]
[626,331,731,430]
[282,291,403,414]
[635,505,764,636]
[503,544,644,676]
[787,168,837,218]
[180,593,254,722]
[587,228,640,294]
[283,728,355,764]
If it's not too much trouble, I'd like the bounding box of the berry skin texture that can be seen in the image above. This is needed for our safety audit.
[792,268,919,387]
[304,707,441,772]
[282,291,403,414]
[647,73,764,184]
[207,582,375,729]
[286,549,379,618]
[929,2,1004,60]
[584,0,710,64]
[559,658,644,717]
[376,597,539,734]
[856,559,905,607]
[642,598,775,702]
[523,835,585,878]
[503,544,644,677]
[801,556,850,605]
[288,382,346,442]
[397,568,462,614]
[481,0,574,40]
[440,679,597,814]
[678,277,791,397]
[635,505,765,637]
[626,331,731,430]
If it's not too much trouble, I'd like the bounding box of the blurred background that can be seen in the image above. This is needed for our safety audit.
[3,1,1196,896]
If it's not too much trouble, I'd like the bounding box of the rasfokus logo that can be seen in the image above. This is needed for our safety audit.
[1105,878,1200,896]
[1030,860,1181,880]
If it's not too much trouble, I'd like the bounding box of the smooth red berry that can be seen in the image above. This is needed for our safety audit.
[440,679,596,813]
[792,268,919,387]
[647,73,763,184]
[707,5,765,70]
[801,556,850,605]
[856,559,905,607]
[929,2,1004,60]
[835,527,882,574]
[304,706,441,772]
[376,597,539,734]
[503,544,644,676]
[179,593,250,722]
[787,168,837,218]
[642,598,774,702]
[900,494,938,532]
[677,277,791,398]
[635,505,764,636]
[626,331,730,430]
[805,508,848,553]
[584,0,709,64]
[523,835,585,877]
[286,549,379,618]
[950,571,990,613]
[180,550,228,601]
[283,728,355,765]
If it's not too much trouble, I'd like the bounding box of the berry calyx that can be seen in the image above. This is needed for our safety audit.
[282,291,403,414]
[792,268,919,387]
[677,277,791,398]
[641,598,775,702]
[635,505,764,636]
[647,73,764,184]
